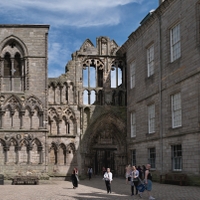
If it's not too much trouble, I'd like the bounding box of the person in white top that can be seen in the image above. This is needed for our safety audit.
[103,168,113,193]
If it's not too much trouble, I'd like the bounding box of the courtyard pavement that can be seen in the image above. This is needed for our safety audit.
[0,176,200,200]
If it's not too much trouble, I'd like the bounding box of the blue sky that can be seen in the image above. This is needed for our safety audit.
[0,0,159,78]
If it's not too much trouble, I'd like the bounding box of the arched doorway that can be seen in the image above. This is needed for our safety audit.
[82,112,127,177]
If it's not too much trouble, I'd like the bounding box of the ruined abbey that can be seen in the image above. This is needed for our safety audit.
[0,0,200,185]
[0,25,127,178]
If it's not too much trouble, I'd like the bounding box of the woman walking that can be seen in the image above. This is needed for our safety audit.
[71,167,79,189]
[130,165,139,196]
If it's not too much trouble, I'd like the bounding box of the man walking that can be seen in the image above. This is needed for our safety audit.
[140,164,155,200]
[87,166,93,180]
[103,168,113,193]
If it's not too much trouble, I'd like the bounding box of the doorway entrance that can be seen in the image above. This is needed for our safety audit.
[94,149,115,176]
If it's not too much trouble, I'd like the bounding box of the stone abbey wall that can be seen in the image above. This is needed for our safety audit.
[0,26,127,179]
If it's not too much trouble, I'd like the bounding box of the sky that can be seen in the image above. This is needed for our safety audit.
[0,0,159,78]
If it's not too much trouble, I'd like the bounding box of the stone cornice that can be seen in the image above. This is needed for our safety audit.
[117,0,176,55]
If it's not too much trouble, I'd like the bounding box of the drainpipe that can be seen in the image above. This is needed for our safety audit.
[158,13,163,174]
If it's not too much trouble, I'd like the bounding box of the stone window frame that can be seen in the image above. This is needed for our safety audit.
[148,147,156,169]
[130,111,136,138]
[171,144,182,171]
[148,103,155,134]
[171,92,182,128]
[0,38,28,92]
[147,44,155,77]
[170,23,181,62]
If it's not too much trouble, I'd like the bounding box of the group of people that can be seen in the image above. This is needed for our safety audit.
[71,163,155,200]
[125,163,155,200]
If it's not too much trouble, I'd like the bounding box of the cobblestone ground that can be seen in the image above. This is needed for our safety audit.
[1,176,200,200]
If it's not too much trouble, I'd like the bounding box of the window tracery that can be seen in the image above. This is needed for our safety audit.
[1,39,26,92]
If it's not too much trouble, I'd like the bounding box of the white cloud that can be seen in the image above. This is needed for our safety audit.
[0,0,144,27]
[48,41,70,76]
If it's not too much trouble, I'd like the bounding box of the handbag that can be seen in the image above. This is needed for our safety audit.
[133,177,138,181]
[137,183,146,192]
[136,177,146,192]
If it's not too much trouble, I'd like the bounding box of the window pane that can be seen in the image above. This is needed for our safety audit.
[131,112,136,137]
[171,93,182,128]
[172,145,182,171]
[170,24,181,62]
[147,45,154,77]
[148,148,156,168]
[132,150,136,166]
[148,104,155,133]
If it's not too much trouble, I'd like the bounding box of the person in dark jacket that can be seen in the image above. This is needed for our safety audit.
[71,167,79,189]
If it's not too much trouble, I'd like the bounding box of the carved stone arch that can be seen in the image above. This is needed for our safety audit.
[82,58,104,69]
[24,105,31,112]
[48,81,57,88]
[19,138,29,148]
[83,113,126,152]
[111,59,124,69]
[82,112,127,175]
[66,143,76,154]
[2,95,22,111]
[0,138,6,147]
[5,136,18,164]
[59,143,66,151]
[0,35,28,58]
[25,96,43,112]
[49,142,58,152]
[63,107,76,120]
[57,143,67,164]
[7,136,18,146]
[49,142,58,164]
[29,137,43,164]
[57,81,62,89]
[48,107,59,120]
[63,107,76,135]
[31,137,42,150]
[18,138,29,163]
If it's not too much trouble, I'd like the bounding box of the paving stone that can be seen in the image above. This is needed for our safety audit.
[1,177,200,200]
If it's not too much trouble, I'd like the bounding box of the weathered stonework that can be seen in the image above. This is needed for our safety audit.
[0,0,199,186]
[0,27,127,179]
[0,25,49,179]
[119,0,200,185]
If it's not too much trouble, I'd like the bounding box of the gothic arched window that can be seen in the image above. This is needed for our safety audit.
[1,40,25,92]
